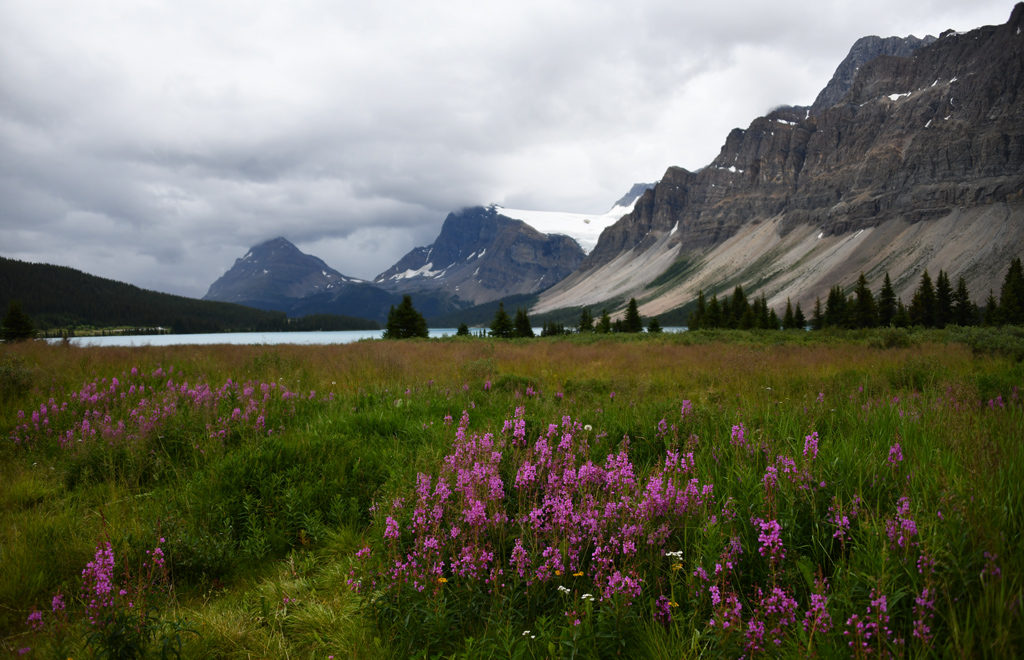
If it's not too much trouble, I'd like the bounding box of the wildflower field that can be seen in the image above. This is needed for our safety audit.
[1,328,1022,658]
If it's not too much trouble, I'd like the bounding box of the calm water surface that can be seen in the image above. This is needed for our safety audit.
[47,327,684,347]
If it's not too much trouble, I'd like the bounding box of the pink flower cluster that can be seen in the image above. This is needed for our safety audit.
[9,367,323,450]
[358,407,716,604]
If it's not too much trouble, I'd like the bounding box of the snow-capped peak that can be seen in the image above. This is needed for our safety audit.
[494,188,649,254]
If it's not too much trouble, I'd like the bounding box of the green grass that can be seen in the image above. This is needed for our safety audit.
[1,330,1022,657]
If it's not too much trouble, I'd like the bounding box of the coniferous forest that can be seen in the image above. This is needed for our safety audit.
[0,257,379,334]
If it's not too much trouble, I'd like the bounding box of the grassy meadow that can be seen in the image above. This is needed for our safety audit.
[1,328,1022,658]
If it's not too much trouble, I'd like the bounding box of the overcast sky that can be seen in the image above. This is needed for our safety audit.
[0,1,1014,297]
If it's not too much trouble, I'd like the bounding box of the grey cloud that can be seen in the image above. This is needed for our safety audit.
[0,0,1014,297]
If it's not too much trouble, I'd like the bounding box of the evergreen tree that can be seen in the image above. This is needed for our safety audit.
[1,300,35,342]
[597,309,612,334]
[782,299,795,329]
[953,276,975,326]
[729,285,748,329]
[811,297,824,330]
[854,273,878,328]
[705,296,722,329]
[622,298,643,333]
[999,257,1024,325]
[489,302,514,338]
[647,318,663,333]
[513,308,535,338]
[739,305,757,330]
[984,290,1000,326]
[824,286,849,328]
[383,295,429,339]
[541,321,566,336]
[893,299,911,327]
[793,302,807,330]
[456,322,470,336]
[690,290,707,330]
[767,308,781,331]
[909,270,937,327]
[877,272,897,326]
[578,307,594,333]
[935,270,954,328]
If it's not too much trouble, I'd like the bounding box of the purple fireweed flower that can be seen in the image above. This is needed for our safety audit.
[730,423,746,447]
[803,431,819,459]
[26,610,44,631]
[510,538,531,579]
[762,465,778,493]
[752,517,785,564]
[654,595,673,626]
[888,441,904,467]
[383,516,400,540]
[885,496,917,550]
[912,587,935,643]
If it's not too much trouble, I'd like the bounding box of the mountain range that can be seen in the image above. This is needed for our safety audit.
[209,5,1024,325]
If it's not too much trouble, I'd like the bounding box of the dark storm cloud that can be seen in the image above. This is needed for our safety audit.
[0,0,1013,296]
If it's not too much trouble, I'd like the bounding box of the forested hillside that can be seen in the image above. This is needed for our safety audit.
[0,257,378,333]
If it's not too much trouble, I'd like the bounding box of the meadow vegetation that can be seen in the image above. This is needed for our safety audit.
[1,328,1022,658]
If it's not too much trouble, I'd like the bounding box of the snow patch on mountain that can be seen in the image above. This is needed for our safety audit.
[496,197,643,254]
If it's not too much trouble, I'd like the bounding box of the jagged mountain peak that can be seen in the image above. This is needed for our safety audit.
[374,205,585,306]
[809,33,937,115]
[204,236,357,306]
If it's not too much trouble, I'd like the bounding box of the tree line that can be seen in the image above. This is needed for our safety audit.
[689,257,1024,331]
[381,257,1024,340]
[0,257,380,339]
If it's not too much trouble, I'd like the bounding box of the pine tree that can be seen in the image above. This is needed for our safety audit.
[824,286,848,328]
[935,270,954,328]
[647,318,663,333]
[893,299,911,327]
[877,272,897,326]
[383,295,429,339]
[811,297,824,330]
[782,299,795,329]
[456,323,470,336]
[984,290,1000,326]
[999,257,1024,325]
[690,291,707,330]
[793,302,807,330]
[513,308,535,338]
[597,309,612,334]
[854,273,878,328]
[622,298,643,333]
[729,286,748,329]
[489,302,514,338]
[909,270,937,327]
[578,307,594,333]
[705,296,722,329]
[953,276,975,326]
[1,301,35,342]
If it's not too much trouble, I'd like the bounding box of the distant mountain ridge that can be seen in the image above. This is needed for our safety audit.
[202,184,651,321]
[204,237,360,307]
[372,206,586,306]
[534,4,1024,319]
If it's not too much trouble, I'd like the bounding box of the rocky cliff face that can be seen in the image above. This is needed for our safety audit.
[809,34,936,114]
[204,237,358,307]
[374,206,585,305]
[535,4,1024,318]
